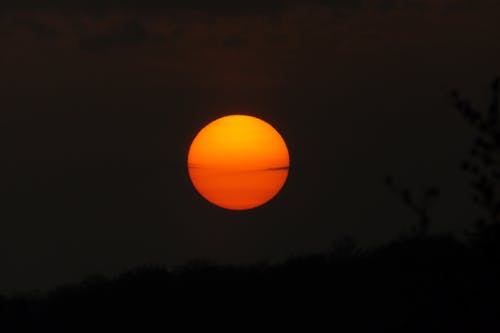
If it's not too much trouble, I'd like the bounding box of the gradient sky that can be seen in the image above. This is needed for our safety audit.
[1,0,500,292]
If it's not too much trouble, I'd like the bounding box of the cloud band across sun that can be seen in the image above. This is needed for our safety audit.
[188,115,289,210]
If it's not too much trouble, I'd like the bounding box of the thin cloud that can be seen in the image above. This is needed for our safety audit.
[0,0,360,14]
[79,20,148,50]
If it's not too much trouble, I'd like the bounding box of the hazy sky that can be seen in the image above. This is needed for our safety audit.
[1,0,500,292]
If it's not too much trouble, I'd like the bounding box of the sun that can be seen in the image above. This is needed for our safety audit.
[187,115,289,210]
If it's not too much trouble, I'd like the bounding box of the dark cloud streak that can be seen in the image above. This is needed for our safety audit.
[79,20,148,50]
[0,0,360,14]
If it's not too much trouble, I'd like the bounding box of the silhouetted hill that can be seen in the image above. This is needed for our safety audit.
[1,231,499,332]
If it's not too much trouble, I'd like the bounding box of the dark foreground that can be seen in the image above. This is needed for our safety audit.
[1,226,499,333]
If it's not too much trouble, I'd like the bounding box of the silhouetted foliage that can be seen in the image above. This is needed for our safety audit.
[328,235,361,262]
[452,77,500,260]
[1,229,499,332]
[452,78,500,223]
[386,176,439,237]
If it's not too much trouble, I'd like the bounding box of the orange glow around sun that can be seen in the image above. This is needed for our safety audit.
[187,115,289,210]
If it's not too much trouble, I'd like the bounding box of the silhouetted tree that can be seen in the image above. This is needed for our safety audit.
[452,77,500,225]
[452,77,500,257]
[385,176,439,238]
[328,235,361,262]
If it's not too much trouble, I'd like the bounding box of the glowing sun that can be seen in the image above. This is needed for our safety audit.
[187,115,290,210]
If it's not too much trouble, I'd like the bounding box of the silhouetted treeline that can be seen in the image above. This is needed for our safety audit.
[1,79,499,332]
[0,232,499,332]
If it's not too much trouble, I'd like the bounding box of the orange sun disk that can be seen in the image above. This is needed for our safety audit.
[187,115,289,210]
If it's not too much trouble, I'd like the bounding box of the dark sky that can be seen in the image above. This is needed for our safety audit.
[1,0,500,292]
